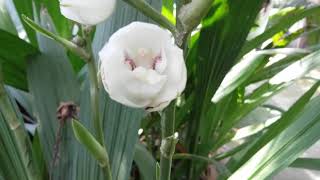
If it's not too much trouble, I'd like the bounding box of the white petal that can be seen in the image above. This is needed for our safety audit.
[154,47,168,74]
[100,47,166,108]
[126,67,167,104]
[150,46,187,107]
[107,22,172,56]
[60,0,116,25]
[100,46,143,107]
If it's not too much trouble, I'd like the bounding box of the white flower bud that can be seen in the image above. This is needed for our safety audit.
[99,22,187,112]
[60,0,116,25]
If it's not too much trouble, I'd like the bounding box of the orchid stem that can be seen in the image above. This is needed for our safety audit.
[82,26,112,180]
[123,0,176,35]
[83,26,105,147]
[160,102,177,180]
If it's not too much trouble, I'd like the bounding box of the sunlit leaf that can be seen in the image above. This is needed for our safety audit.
[228,94,320,180]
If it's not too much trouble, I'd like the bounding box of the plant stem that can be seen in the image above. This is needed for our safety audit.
[82,27,112,180]
[176,0,212,47]
[178,0,212,32]
[87,60,104,144]
[160,103,177,180]
[0,65,39,180]
[123,0,176,34]
[102,166,112,180]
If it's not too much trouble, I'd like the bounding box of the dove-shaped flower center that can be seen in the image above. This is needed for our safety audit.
[99,22,187,112]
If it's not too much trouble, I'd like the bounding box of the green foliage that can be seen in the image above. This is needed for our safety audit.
[0,76,38,180]
[35,0,72,38]
[0,0,17,34]
[0,101,30,180]
[11,0,37,45]
[0,29,38,91]
[240,6,320,57]
[290,158,320,171]
[134,144,157,180]
[229,81,320,173]
[186,0,264,177]
[229,95,320,180]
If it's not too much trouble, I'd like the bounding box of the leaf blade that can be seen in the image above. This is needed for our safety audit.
[240,6,320,57]
[228,94,320,180]
[0,29,38,90]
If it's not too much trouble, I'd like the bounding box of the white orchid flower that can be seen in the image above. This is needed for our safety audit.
[99,22,187,112]
[60,0,116,25]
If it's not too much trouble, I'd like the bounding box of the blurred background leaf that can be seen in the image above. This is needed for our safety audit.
[0,0,17,34]
[228,93,320,180]
[290,158,320,171]
[0,88,34,180]
[0,29,38,91]
[11,0,37,45]
[134,143,157,180]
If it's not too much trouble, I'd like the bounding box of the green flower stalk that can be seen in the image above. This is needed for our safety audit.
[160,103,178,180]
[123,0,176,34]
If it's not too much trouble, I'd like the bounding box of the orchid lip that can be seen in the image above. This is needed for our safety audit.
[152,54,162,70]
[125,56,136,71]
[124,50,162,71]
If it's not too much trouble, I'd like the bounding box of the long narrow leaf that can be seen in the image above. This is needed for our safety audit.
[0,29,38,91]
[228,95,320,180]
[36,0,72,38]
[212,53,267,103]
[134,144,157,180]
[219,49,320,137]
[186,0,264,177]
[290,158,320,171]
[188,0,264,153]
[230,81,320,172]
[11,0,37,45]
[0,0,17,34]
[0,71,38,180]
[240,6,320,56]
